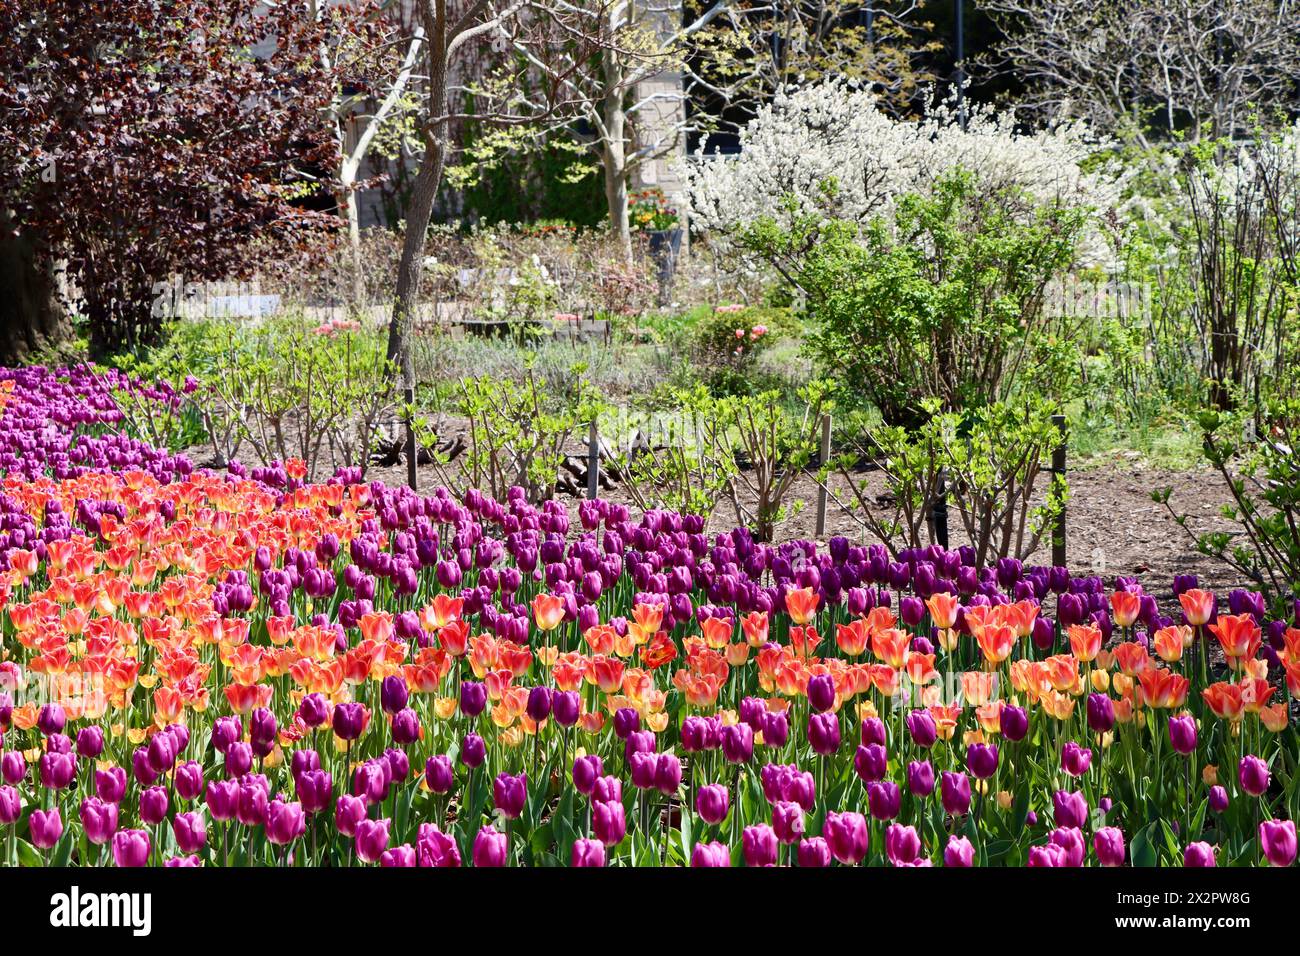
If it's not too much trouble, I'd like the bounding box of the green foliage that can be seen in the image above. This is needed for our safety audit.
[823,398,1067,563]
[688,303,802,396]
[609,379,830,539]
[413,366,605,504]
[455,130,605,228]
[127,316,396,478]
[1157,395,1300,611]
[740,170,1089,426]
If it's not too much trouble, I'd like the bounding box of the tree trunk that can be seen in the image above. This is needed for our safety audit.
[385,19,448,490]
[338,167,365,308]
[0,218,70,365]
[601,49,632,261]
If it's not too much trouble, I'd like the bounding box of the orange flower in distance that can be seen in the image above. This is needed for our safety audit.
[1208,614,1261,670]
[785,587,820,625]
[1202,681,1245,721]
[531,593,566,632]
[926,592,960,630]
[740,611,769,647]
[1136,668,1189,709]
[871,628,910,669]
[1260,703,1289,733]
[1109,590,1141,629]
[1153,625,1190,663]
[835,619,869,657]
[628,603,664,645]
[700,616,733,650]
[1112,642,1150,677]
[1178,588,1215,627]
[976,624,1016,666]
[1067,624,1102,663]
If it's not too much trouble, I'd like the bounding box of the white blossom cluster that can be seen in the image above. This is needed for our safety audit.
[685,81,1127,257]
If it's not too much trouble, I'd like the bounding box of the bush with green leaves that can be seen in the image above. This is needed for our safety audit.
[118,316,396,479]
[611,382,829,540]
[821,398,1068,563]
[688,303,802,396]
[413,367,605,504]
[740,169,1090,427]
[1158,398,1300,613]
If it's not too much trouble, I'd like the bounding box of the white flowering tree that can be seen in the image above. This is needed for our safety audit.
[686,80,1123,250]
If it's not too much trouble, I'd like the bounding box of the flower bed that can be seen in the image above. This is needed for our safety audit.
[0,366,1296,867]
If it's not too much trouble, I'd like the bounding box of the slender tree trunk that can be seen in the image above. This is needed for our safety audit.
[601,49,632,261]
[386,17,448,489]
[338,168,364,307]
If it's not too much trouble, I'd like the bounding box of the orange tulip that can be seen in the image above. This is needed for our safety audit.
[1067,624,1102,663]
[531,593,566,632]
[1136,668,1189,709]
[1239,677,1276,713]
[1178,589,1215,627]
[740,611,769,647]
[1208,614,1261,669]
[1202,682,1245,721]
[1112,641,1150,676]
[871,628,910,669]
[700,616,733,650]
[784,587,820,625]
[1260,703,1289,733]
[1153,625,1190,663]
[925,592,960,630]
[628,603,664,644]
[1109,590,1141,629]
[589,655,625,694]
[835,619,870,656]
[975,623,1016,666]
[905,653,937,686]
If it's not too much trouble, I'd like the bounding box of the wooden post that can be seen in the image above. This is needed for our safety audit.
[815,412,831,537]
[404,386,417,492]
[587,421,600,500]
[1050,413,1067,567]
[932,467,949,548]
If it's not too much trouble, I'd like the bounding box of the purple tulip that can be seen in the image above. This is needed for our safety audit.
[112,829,151,867]
[823,811,868,865]
[742,823,779,866]
[691,841,731,867]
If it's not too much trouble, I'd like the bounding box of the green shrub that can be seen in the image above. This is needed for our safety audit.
[740,169,1089,426]
[1157,397,1300,612]
[820,398,1068,563]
